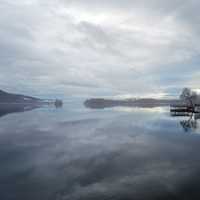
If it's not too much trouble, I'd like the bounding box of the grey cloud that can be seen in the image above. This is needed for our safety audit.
[59,80,101,89]
[1,0,200,96]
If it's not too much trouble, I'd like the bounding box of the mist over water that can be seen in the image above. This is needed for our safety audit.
[1,98,200,200]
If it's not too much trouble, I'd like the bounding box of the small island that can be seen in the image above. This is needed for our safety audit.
[84,98,181,109]
[84,88,200,110]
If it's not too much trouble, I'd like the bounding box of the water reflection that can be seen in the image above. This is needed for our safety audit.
[170,106,200,132]
[0,103,41,118]
[180,114,199,132]
[1,100,200,200]
[0,101,63,118]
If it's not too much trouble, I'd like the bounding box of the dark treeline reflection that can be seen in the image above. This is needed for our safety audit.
[0,102,62,118]
[0,104,41,118]
[171,109,200,132]
[1,102,200,200]
[180,113,200,132]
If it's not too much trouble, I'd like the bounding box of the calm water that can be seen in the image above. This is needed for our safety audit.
[1,98,200,200]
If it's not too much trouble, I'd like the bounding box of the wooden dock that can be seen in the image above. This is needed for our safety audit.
[170,104,200,116]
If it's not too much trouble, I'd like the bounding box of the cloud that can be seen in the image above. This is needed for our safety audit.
[0,0,200,97]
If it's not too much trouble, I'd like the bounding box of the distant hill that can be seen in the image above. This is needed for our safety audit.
[0,90,41,103]
[0,90,43,118]
[84,98,182,109]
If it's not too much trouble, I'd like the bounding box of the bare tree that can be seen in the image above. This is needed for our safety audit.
[180,88,197,108]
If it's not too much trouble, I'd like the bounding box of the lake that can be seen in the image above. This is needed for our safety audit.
[1,98,200,200]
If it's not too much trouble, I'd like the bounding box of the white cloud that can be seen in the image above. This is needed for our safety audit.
[0,0,200,97]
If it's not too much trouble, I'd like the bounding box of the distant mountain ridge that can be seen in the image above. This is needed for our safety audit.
[84,98,182,109]
[0,89,64,118]
[0,89,44,118]
[0,89,41,103]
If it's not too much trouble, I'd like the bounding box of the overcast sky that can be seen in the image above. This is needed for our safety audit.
[1,0,200,98]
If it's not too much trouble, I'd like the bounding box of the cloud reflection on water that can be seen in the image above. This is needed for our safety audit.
[0,105,200,200]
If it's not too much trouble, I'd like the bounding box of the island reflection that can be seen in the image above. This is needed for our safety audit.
[0,102,63,118]
[0,103,41,118]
